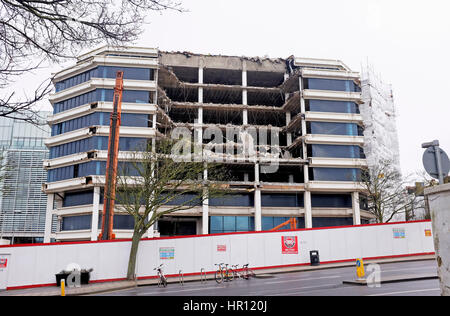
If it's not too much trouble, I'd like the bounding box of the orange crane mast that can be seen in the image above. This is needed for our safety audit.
[99,71,124,240]
[270,218,298,231]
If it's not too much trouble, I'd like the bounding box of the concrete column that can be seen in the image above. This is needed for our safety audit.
[202,189,209,235]
[286,112,292,146]
[352,192,361,226]
[424,184,450,296]
[43,193,54,243]
[147,158,157,238]
[255,188,262,232]
[304,191,313,229]
[254,163,262,231]
[90,187,101,241]
[197,66,204,148]
[202,166,209,235]
[242,63,248,125]
[152,113,157,129]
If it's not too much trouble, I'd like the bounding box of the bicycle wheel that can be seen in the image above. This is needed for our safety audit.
[161,275,168,287]
[226,269,234,282]
[247,269,256,279]
[215,270,224,284]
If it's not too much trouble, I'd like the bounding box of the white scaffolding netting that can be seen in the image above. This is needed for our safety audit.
[360,64,401,175]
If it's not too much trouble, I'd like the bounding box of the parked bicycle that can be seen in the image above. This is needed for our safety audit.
[154,264,167,287]
[242,263,256,279]
[231,264,256,280]
[214,263,233,284]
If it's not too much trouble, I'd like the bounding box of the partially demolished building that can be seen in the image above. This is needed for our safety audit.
[43,47,380,242]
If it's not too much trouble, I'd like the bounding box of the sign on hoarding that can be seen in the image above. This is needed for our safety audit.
[0,259,7,269]
[281,236,298,254]
[393,228,406,239]
[159,247,175,260]
[217,245,227,252]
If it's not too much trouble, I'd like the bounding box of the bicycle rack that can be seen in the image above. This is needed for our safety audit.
[179,270,184,286]
[200,268,207,283]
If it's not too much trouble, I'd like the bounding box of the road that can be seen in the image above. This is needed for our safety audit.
[93,260,440,296]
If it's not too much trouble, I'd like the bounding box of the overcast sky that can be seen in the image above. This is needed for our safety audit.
[37,0,450,178]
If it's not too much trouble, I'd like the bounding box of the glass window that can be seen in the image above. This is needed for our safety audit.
[304,78,361,92]
[54,67,154,93]
[311,194,352,208]
[61,215,92,231]
[306,100,360,114]
[49,137,149,159]
[310,168,362,182]
[309,144,365,159]
[51,113,150,135]
[209,194,254,207]
[63,190,94,207]
[210,216,223,233]
[223,216,236,232]
[162,193,202,206]
[308,122,363,136]
[113,215,135,230]
[261,194,304,207]
[209,216,254,234]
[261,217,301,231]
[54,89,151,114]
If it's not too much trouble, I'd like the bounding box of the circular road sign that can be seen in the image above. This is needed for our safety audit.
[423,147,450,180]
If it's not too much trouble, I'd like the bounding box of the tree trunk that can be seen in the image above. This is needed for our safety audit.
[127,230,143,280]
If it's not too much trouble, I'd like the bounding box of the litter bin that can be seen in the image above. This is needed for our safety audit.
[310,250,320,266]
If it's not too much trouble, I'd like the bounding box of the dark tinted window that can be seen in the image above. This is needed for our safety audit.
[310,168,362,182]
[306,100,360,114]
[304,78,361,92]
[309,144,365,159]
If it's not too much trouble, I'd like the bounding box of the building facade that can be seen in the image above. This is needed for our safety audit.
[43,47,375,243]
[0,114,51,244]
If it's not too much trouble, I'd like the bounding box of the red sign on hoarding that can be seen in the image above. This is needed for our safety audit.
[217,245,227,252]
[282,236,298,254]
[0,259,7,268]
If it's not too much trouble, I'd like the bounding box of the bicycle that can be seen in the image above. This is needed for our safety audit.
[242,264,256,279]
[214,263,233,283]
[231,264,246,280]
[231,264,255,280]
[154,264,168,287]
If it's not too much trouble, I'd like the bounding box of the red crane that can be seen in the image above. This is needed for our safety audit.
[99,71,124,241]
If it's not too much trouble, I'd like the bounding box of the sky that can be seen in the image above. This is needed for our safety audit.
[34,0,450,178]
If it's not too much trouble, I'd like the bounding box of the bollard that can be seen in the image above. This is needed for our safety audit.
[61,279,66,296]
[200,268,207,283]
[179,270,184,286]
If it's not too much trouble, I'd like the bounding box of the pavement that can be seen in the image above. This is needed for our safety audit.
[0,255,437,296]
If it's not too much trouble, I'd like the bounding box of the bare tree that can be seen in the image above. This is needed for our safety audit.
[113,140,229,280]
[0,0,183,123]
[362,160,424,223]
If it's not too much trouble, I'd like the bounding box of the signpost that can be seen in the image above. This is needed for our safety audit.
[422,140,450,295]
[422,140,450,184]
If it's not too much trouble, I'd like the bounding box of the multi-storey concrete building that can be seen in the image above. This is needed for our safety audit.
[0,113,51,244]
[43,46,375,243]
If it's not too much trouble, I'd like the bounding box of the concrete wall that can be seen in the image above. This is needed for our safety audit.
[425,184,450,296]
[0,220,434,290]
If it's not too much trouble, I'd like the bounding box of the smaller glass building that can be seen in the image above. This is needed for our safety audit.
[0,113,52,244]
